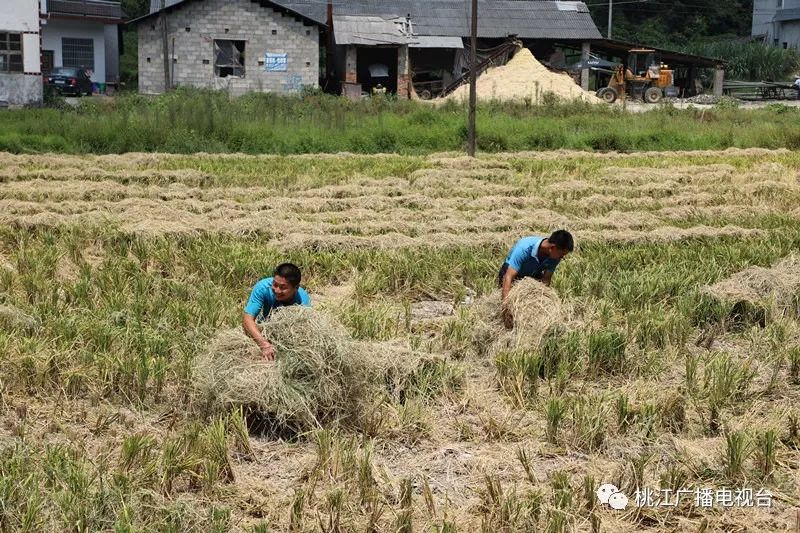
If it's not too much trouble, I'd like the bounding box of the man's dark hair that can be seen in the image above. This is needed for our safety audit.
[274,263,302,286]
[549,230,574,252]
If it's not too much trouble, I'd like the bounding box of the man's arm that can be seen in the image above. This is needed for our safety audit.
[242,313,275,360]
[501,265,518,329]
[243,281,276,360]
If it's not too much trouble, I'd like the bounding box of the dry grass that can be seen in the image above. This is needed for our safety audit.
[704,255,800,324]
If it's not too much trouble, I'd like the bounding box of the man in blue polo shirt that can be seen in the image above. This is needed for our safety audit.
[499,230,574,329]
[243,263,311,360]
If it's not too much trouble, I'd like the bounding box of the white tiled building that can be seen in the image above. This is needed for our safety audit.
[0,0,42,105]
[0,0,123,105]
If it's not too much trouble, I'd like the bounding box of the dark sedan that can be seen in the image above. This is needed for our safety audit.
[45,67,92,96]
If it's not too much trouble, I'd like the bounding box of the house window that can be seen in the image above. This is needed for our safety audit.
[214,39,245,77]
[62,38,94,70]
[0,32,23,73]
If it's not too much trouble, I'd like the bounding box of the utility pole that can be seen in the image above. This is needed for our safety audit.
[467,0,477,157]
[326,1,334,85]
[607,0,613,39]
[160,0,170,91]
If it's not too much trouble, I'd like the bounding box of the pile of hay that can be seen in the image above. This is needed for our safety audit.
[193,307,431,432]
[472,278,568,356]
[703,256,800,321]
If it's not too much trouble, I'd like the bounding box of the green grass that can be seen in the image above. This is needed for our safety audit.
[3,88,800,155]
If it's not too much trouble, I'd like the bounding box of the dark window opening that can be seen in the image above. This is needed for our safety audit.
[214,39,245,77]
[306,30,311,36]
[202,59,209,64]
[62,37,94,71]
[783,42,788,49]
[146,57,151,63]
[0,32,23,73]
[185,27,191,32]
[272,29,277,35]
[42,50,54,74]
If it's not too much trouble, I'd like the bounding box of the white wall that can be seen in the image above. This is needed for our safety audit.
[1,0,40,32]
[22,33,40,72]
[42,18,107,82]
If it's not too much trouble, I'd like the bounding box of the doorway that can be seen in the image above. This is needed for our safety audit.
[357,46,398,94]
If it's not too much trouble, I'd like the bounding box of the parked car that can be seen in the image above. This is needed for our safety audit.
[45,67,92,96]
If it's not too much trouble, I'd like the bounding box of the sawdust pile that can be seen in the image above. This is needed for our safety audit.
[192,307,435,432]
[472,278,572,357]
[704,255,800,320]
[445,48,601,104]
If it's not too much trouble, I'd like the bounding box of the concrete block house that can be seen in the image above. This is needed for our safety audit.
[131,0,320,94]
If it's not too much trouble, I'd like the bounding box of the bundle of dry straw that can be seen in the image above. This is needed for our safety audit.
[703,255,800,318]
[472,278,568,356]
[193,307,429,432]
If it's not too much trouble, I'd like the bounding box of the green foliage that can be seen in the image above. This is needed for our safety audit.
[686,40,800,82]
[4,88,800,154]
[588,0,752,45]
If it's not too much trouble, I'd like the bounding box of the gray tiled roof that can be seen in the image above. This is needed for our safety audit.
[281,0,601,40]
[145,0,601,40]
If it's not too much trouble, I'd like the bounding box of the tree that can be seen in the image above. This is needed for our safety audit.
[587,0,754,46]
[121,0,149,19]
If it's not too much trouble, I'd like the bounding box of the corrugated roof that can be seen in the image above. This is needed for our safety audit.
[137,0,601,40]
[333,15,415,45]
[411,35,464,48]
[588,38,723,68]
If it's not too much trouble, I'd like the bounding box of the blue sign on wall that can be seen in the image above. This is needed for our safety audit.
[265,53,288,72]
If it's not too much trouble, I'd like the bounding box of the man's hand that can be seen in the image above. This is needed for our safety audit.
[501,266,518,330]
[243,312,276,361]
[259,341,275,361]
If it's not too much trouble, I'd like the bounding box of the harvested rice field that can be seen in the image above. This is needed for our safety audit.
[2,148,800,531]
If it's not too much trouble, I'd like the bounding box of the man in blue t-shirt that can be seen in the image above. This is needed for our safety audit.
[243,263,311,360]
[499,230,574,329]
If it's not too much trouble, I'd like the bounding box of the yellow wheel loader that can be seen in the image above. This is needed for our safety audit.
[595,49,675,104]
